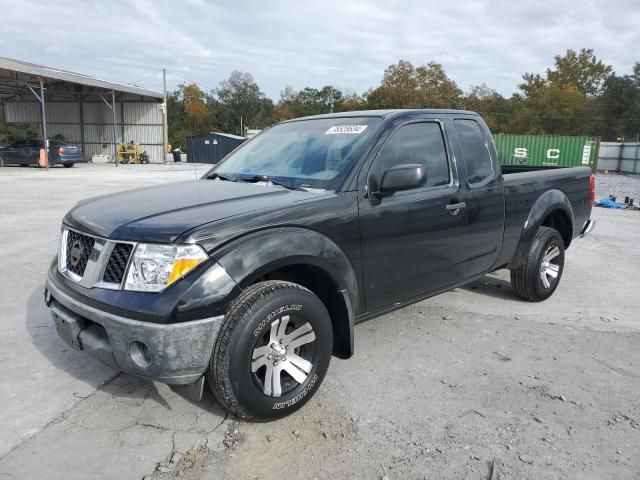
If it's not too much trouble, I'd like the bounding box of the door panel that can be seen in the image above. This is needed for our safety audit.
[359,188,469,311]
[358,120,467,312]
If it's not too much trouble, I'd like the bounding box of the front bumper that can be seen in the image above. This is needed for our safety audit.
[45,271,224,385]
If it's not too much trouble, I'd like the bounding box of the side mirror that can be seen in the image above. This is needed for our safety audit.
[380,164,426,193]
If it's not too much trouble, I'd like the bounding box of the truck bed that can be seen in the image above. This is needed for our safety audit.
[492,165,593,269]
[500,164,576,175]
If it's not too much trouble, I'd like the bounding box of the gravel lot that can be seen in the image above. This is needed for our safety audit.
[595,172,640,202]
[0,164,638,480]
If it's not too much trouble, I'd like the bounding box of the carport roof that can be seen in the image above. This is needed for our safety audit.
[0,56,164,101]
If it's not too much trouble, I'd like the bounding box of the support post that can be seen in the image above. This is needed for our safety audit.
[1,100,8,145]
[120,101,125,146]
[79,96,86,162]
[635,135,640,174]
[112,90,117,167]
[99,92,118,167]
[162,68,168,163]
[39,79,48,170]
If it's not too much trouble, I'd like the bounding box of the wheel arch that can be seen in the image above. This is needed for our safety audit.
[213,227,358,359]
[509,189,575,269]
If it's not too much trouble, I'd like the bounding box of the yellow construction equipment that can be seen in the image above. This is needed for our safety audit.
[117,143,149,164]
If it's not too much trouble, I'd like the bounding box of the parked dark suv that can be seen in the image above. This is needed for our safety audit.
[0,138,82,167]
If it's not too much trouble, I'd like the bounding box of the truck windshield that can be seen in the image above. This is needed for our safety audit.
[208,117,382,190]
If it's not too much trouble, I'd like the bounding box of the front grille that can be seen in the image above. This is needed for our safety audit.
[65,230,95,277]
[102,243,133,284]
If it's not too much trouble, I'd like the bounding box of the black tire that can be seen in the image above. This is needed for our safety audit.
[510,226,565,302]
[207,280,333,420]
[63,163,74,168]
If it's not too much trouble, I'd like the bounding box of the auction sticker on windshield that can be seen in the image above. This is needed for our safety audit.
[325,125,368,134]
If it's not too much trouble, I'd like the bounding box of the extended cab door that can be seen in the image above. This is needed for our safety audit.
[449,118,505,276]
[358,119,470,311]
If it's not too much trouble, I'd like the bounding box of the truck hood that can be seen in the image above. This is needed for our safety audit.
[64,179,328,242]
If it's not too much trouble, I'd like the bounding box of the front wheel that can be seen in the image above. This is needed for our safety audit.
[510,226,565,302]
[207,281,333,420]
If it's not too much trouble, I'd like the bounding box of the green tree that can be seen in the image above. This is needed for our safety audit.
[275,85,344,119]
[166,88,188,148]
[463,84,511,133]
[414,62,463,108]
[365,60,461,109]
[509,83,589,135]
[212,71,274,135]
[183,83,210,134]
[514,49,612,135]
[594,63,640,140]
[165,83,210,149]
[546,48,612,96]
[336,93,364,112]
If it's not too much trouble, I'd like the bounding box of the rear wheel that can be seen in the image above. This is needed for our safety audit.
[510,226,565,302]
[63,163,74,168]
[207,280,332,420]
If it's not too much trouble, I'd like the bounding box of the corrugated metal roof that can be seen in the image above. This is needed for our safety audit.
[189,132,247,140]
[213,132,246,140]
[0,56,163,99]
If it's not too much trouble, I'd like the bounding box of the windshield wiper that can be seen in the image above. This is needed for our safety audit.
[240,175,307,191]
[206,173,238,182]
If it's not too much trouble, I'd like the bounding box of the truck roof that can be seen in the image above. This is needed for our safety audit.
[287,109,479,122]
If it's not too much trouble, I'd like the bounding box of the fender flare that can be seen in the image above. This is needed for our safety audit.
[509,189,575,268]
[212,227,358,357]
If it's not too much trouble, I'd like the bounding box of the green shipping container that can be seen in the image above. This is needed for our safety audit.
[492,134,599,171]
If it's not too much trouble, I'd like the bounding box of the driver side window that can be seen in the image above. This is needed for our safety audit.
[374,122,450,189]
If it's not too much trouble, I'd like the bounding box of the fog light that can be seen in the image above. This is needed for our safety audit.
[129,340,152,369]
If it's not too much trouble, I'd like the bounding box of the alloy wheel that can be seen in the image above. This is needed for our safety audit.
[250,315,316,397]
[539,245,561,289]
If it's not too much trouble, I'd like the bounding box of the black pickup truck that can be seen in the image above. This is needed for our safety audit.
[45,109,595,420]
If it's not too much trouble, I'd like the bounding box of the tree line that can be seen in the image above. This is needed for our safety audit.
[1,48,637,149]
[168,48,640,148]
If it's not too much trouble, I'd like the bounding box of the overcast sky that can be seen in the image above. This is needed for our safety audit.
[1,0,638,99]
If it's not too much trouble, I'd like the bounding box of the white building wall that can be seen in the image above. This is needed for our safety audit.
[4,101,164,163]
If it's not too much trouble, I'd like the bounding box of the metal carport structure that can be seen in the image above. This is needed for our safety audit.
[0,57,166,168]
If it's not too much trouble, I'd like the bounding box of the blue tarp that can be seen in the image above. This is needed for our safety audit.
[596,198,626,209]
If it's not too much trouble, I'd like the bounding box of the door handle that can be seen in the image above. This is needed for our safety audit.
[446,202,466,215]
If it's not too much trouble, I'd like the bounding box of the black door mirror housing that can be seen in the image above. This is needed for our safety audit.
[380,164,427,193]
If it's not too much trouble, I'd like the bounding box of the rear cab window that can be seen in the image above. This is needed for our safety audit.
[454,119,494,185]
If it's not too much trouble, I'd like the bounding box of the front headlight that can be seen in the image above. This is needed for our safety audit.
[124,243,208,292]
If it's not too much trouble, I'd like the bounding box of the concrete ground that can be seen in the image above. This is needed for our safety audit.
[0,164,638,480]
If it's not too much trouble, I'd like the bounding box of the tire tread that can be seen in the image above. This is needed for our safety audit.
[510,226,563,302]
[207,280,313,420]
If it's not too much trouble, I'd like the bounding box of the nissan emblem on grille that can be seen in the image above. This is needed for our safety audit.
[69,240,84,268]
[64,230,95,277]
